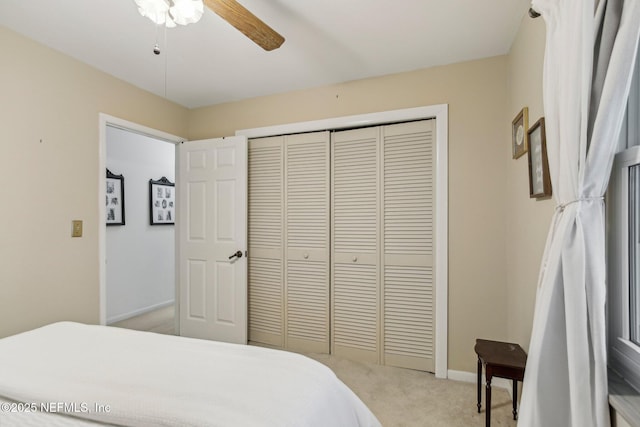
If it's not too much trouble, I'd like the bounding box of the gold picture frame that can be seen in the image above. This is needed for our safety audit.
[512,107,529,159]
[527,117,552,199]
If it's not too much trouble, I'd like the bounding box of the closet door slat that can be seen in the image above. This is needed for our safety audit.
[285,131,330,353]
[382,120,436,372]
[248,137,284,347]
[331,127,379,363]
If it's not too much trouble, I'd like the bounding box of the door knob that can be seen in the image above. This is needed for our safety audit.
[228,250,243,260]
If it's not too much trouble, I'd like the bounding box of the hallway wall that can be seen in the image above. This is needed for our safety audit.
[106,126,175,323]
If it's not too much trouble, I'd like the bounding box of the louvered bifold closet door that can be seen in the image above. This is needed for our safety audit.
[285,131,330,353]
[382,119,436,372]
[248,136,284,347]
[331,127,380,363]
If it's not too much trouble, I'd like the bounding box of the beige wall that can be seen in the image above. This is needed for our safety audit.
[189,57,510,372]
[0,27,188,338]
[504,16,553,351]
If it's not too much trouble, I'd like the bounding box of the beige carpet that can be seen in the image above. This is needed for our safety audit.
[113,307,517,426]
[310,353,518,427]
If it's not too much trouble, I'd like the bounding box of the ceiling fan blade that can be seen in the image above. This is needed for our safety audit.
[203,0,285,51]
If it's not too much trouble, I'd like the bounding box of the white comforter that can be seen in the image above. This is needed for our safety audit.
[0,322,381,427]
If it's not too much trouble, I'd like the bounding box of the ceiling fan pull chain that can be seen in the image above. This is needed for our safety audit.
[163,24,168,98]
[153,21,161,55]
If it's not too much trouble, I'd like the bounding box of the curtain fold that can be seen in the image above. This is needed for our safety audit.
[519,0,640,426]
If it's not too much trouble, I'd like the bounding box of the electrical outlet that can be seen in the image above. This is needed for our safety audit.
[72,220,83,238]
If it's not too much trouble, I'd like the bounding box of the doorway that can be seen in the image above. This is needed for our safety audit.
[99,114,184,334]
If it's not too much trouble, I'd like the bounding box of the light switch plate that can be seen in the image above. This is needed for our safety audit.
[72,220,83,238]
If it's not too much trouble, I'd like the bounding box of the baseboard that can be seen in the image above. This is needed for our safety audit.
[448,369,514,399]
[107,300,174,324]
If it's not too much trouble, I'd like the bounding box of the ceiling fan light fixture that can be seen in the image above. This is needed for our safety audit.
[134,0,203,27]
[134,0,169,25]
[170,0,204,26]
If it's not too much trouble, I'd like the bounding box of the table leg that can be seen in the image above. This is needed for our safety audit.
[477,358,482,413]
[486,375,492,427]
[512,380,518,420]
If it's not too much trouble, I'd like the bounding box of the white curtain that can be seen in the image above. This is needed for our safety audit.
[519,0,640,426]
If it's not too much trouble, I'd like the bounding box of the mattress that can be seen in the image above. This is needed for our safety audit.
[0,322,381,426]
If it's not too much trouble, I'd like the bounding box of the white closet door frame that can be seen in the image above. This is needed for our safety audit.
[237,105,449,379]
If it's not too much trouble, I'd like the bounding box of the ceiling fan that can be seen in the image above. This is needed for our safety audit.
[135,0,285,51]
[204,0,284,51]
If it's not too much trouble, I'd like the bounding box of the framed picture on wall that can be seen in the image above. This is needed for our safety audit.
[149,177,175,225]
[512,107,529,159]
[106,169,125,226]
[527,117,552,198]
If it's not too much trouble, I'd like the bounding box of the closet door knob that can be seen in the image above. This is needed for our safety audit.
[303,253,309,259]
[352,256,358,262]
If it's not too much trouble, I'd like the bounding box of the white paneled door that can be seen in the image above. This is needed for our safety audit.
[178,136,248,344]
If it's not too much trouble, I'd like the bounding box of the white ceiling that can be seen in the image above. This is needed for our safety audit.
[0,0,530,109]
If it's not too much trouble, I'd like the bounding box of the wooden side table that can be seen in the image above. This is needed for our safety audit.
[475,339,527,427]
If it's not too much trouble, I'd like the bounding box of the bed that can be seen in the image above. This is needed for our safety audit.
[0,322,381,426]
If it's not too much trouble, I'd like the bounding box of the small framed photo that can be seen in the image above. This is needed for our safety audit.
[149,177,175,225]
[106,169,125,226]
[527,117,552,198]
[512,107,529,159]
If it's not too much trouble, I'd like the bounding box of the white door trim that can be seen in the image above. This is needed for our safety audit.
[98,113,184,326]
[236,104,449,378]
